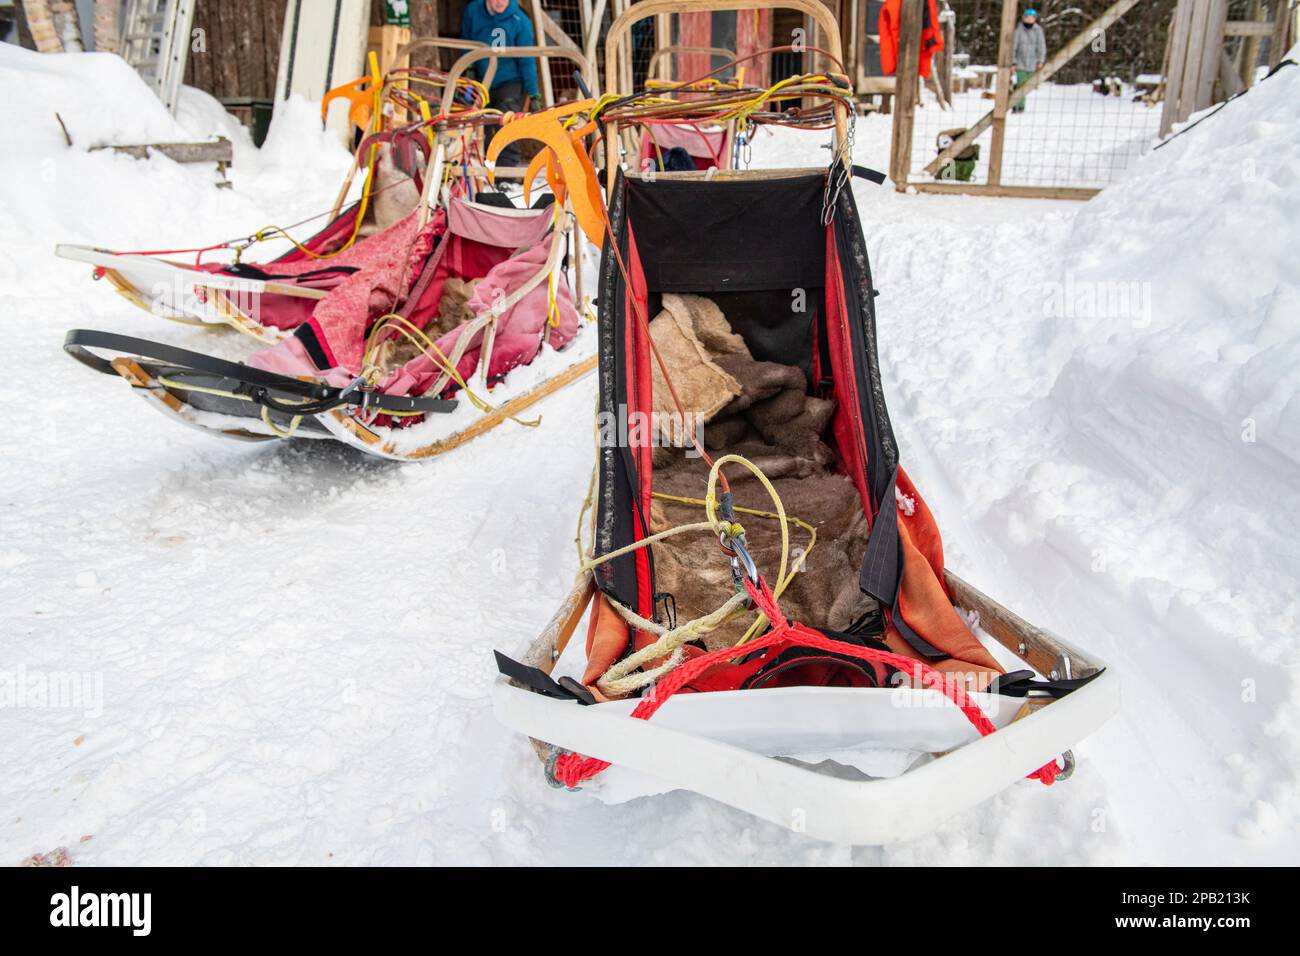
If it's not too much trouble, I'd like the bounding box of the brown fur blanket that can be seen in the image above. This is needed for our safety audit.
[646,295,876,649]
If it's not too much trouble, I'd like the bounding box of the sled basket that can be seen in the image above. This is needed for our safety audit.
[492,165,1119,845]
[60,187,597,461]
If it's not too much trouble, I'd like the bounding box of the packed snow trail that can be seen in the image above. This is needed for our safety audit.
[1,45,1297,864]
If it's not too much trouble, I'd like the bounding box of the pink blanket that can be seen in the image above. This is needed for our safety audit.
[248,234,579,400]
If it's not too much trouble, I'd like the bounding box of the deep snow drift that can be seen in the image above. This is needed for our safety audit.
[1,43,1296,864]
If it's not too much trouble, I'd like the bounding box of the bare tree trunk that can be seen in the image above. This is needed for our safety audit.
[94,0,122,54]
[49,0,84,51]
[22,0,64,52]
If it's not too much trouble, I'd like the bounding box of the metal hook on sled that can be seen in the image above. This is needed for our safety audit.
[338,374,368,399]
[720,530,759,593]
[338,373,378,419]
[544,747,580,791]
[1055,750,1076,782]
[716,492,759,602]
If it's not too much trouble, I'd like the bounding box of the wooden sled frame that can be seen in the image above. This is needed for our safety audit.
[494,565,1119,845]
[53,243,324,344]
[99,347,598,462]
[600,0,850,191]
[441,45,596,117]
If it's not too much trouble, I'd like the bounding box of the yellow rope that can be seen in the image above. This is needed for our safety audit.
[597,591,752,697]
[578,452,814,693]
[546,262,561,328]
[247,142,381,260]
[260,405,303,438]
[156,375,304,438]
[363,312,541,427]
[651,488,816,642]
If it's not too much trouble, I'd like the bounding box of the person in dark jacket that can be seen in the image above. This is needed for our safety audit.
[460,0,541,172]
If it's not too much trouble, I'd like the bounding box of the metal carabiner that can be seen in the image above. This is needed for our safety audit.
[338,374,375,408]
[720,529,760,603]
[337,374,380,424]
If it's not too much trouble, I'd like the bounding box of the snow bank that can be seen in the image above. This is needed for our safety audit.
[1068,65,1300,468]
[0,47,355,265]
[855,63,1300,862]
[0,44,188,151]
[174,85,256,164]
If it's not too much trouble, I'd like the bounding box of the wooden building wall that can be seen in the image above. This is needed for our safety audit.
[182,0,454,101]
[183,0,288,100]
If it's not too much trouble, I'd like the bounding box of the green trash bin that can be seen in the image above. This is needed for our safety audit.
[219,98,275,148]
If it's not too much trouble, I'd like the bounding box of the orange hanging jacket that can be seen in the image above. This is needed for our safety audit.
[879,0,945,79]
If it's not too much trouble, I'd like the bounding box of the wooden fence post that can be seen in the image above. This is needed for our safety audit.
[986,0,1018,187]
[1239,0,1264,87]
[939,3,955,104]
[529,0,556,106]
[1160,0,1193,136]
[1195,0,1229,108]
[888,0,924,190]
[1269,0,1294,69]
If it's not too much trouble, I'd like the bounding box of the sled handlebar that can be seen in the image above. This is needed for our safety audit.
[392,37,500,92]
[441,46,597,116]
[601,0,846,104]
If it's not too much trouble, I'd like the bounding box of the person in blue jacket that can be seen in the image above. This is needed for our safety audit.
[460,0,541,172]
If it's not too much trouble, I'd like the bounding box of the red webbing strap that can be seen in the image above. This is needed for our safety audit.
[553,578,1060,788]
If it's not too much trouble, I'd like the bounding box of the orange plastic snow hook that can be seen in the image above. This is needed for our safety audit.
[521,146,573,210]
[521,150,553,208]
[322,76,375,132]
[486,101,605,246]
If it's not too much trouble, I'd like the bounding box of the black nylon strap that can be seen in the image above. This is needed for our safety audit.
[852,164,888,185]
[857,471,949,660]
[221,262,360,282]
[63,328,458,416]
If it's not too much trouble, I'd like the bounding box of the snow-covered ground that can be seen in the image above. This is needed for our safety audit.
[1,43,1297,865]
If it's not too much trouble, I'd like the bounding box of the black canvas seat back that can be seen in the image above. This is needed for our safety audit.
[592,169,901,635]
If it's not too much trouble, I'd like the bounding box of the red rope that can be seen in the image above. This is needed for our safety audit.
[553,578,1060,788]
[114,241,231,268]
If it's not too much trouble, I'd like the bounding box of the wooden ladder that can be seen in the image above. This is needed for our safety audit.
[120,0,196,113]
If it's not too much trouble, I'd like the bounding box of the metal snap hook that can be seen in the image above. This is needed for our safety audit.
[1055,750,1076,781]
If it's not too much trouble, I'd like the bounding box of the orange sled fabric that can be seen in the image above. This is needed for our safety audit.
[886,467,1002,686]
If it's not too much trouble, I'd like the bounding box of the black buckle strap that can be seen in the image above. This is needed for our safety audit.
[989,668,1102,699]
[494,651,596,705]
[852,164,888,185]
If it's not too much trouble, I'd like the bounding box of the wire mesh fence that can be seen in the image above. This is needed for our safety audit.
[540,0,588,101]
[906,0,1176,190]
